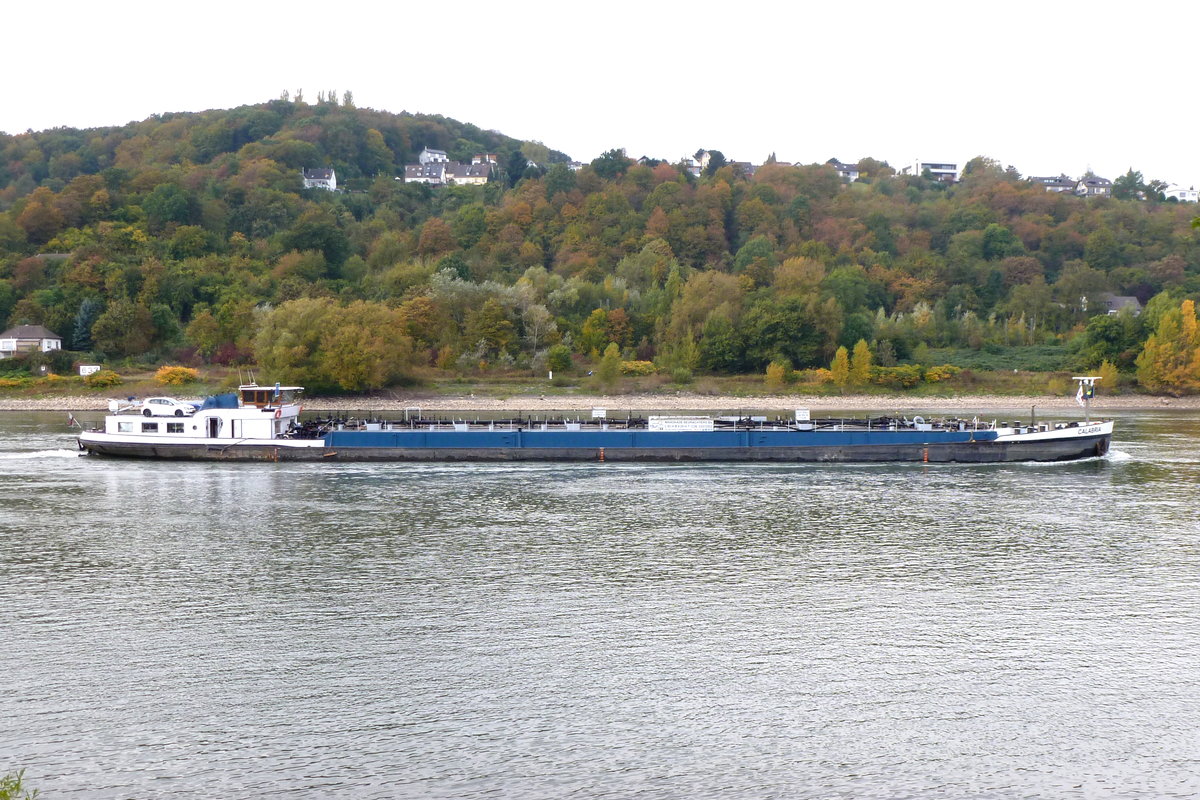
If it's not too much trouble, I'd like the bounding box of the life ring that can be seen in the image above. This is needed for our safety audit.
[274,407,282,419]
[912,415,925,425]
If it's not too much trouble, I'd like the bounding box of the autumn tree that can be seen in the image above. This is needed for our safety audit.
[849,339,873,387]
[1135,299,1200,395]
[830,346,850,390]
[255,297,419,392]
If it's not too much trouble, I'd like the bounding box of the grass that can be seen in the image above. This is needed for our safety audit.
[0,363,1141,401]
[0,770,39,800]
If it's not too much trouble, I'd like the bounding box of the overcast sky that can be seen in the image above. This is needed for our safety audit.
[7,0,1197,189]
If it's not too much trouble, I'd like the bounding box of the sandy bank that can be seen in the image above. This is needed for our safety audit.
[1,392,1195,413]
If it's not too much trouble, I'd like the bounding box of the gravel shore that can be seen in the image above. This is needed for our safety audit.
[1,392,1193,413]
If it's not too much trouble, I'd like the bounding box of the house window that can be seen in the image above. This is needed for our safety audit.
[167,422,185,433]
[141,422,159,432]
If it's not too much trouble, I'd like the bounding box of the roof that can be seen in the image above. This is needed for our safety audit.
[1030,175,1074,186]
[302,168,334,180]
[1,324,61,340]
[421,147,448,155]
[1100,294,1142,312]
[450,163,491,178]
[405,163,447,178]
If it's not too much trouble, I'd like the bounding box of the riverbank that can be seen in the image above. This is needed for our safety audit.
[0,391,1194,413]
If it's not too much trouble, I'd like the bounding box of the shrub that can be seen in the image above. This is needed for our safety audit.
[83,369,123,388]
[923,364,962,383]
[871,364,923,388]
[811,367,834,384]
[546,344,573,373]
[0,376,31,389]
[620,360,656,376]
[670,367,693,385]
[155,365,200,385]
[765,360,789,389]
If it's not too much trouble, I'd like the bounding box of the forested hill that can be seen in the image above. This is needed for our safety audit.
[1,96,1198,393]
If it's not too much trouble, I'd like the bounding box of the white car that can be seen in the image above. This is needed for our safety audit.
[141,397,197,417]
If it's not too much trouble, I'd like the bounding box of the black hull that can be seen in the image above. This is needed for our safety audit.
[80,434,1111,464]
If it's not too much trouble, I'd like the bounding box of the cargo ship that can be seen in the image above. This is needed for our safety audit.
[76,379,1113,464]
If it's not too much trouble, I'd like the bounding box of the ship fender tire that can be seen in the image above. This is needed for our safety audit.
[912,416,924,425]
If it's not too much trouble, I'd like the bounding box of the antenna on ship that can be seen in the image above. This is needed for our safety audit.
[1071,376,1101,423]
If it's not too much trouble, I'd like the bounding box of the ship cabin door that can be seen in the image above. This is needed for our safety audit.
[208,417,221,438]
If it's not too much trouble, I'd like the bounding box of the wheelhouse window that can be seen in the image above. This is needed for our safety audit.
[117,421,133,432]
[141,422,159,432]
[167,422,184,433]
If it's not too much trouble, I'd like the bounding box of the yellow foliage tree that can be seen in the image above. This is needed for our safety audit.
[765,361,787,389]
[849,339,873,388]
[1135,299,1200,395]
[830,346,850,390]
[1097,359,1119,392]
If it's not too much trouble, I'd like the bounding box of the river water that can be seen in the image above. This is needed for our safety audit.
[1,409,1198,798]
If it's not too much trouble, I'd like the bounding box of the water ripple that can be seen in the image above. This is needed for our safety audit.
[1,411,1198,798]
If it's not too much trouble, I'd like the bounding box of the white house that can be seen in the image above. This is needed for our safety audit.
[301,168,337,191]
[913,160,958,183]
[449,162,492,186]
[1029,175,1076,193]
[0,325,62,359]
[827,158,860,182]
[682,149,713,177]
[404,162,448,185]
[1164,184,1199,203]
[1075,176,1112,197]
[419,148,449,165]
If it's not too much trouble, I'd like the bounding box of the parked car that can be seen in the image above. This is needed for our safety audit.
[141,397,197,417]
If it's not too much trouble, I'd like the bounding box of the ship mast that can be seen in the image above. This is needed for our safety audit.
[1071,376,1101,423]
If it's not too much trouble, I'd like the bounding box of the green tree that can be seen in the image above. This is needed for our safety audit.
[142,183,193,233]
[590,149,632,180]
[698,311,743,373]
[702,150,727,177]
[185,308,222,360]
[71,297,102,351]
[1111,168,1144,200]
[90,298,154,357]
[463,297,517,357]
[594,342,622,389]
[546,344,573,373]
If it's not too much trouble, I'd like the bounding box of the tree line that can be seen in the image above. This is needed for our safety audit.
[1,99,1199,392]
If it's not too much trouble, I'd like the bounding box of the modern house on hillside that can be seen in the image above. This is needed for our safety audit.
[898,161,958,183]
[301,168,337,191]
[0,325,62,359]
[917,161,958,183]
[1163,184,1198,203]
[1029,175,1076,193]
[1075,176,1112,197]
